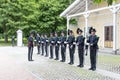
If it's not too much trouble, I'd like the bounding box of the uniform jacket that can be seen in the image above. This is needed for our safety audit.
[76,35,85,48]
[28,36,34,47]
[49,37,55,45]
[67,35,75,45]
[87,35,99,49]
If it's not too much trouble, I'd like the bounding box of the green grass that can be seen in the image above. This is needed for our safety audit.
[0,39,13,46]
[98,54,120,64]
[0,38,28,46]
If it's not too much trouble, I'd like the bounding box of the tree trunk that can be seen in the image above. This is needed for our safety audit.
[4,34,8,43]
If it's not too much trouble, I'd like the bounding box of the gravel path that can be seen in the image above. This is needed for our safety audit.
[0,46,120,80]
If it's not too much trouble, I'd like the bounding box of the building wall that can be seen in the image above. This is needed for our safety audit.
[77,1,120,49]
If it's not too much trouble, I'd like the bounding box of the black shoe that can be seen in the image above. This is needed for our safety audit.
[49,57,53,59]
[60,60,63,62]
[29,60,34,61]
[54,58,57,60]
[37,53,40,54]
[77,65,80,67]
[89,68,93,70]
[62,60,65,62]
[45,55,48,57]
[80,65,84,68]
[92,68,96,71]
[68,62,71,64]
[56,58,59,60]
[71,63,74,65]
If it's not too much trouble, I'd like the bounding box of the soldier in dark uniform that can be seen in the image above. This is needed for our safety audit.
[41,34,45,56]
[87,28,99,71]
[54,32,60,60]
[11,36,15,47]
[59,31,66,62]
[49,33,55,59]
[85,27,93,56]
[36,33,41,54]
[76,28,85,67]
[67,30,75,65]
[44,34,49,57]
[28,32,34,61]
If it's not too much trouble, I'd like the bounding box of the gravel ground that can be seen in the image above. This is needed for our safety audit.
[0,46,120,80]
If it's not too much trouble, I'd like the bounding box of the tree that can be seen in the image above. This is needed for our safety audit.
[93,0,117,5]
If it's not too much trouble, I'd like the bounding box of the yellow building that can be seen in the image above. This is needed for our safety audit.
[60,0,120,53]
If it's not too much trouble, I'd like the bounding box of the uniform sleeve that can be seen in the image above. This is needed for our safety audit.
[93,36,99,46]
[76,37,78,43]
[87,36,90,43]
[64,37,66,42]
[73,36,75,42]
[28,37,33,42]
[79,36,85,45]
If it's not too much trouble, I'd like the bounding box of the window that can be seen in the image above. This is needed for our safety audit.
[105,26,113,41]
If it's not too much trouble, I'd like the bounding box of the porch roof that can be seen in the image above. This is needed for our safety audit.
[60,0,92,17]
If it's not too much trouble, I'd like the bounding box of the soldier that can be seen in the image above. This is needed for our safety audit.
[54,32,60,60]
[28,32,34,61]
[59,31,66,62]
[87,28,99,71]
[85,27,93,56]
[41,34,45,56]
[49,33,55,59]
[44,34,49,57]
[36,33,41,54]
[67,30,75,65]
[76,28,85,68]
[11,36,15,47]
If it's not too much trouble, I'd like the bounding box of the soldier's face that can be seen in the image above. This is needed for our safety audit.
[91,31,95,35]
[70,33,72,35]
[37,34,39,36]
[79,32,82,35]
[61,33,64,36]
[50,34,53,37]
[45,35,47,37]
[31,34,34,37]
[55,34,57,36]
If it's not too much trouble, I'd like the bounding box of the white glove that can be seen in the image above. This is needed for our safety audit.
[46,40,49,42]
[90,44,93,46]
[51,41,54,43]
[77,43,79,46]
[73,42,76,45]
[57,41,61,44]
[70,45,73,48]
[64,41,68,44]
[86,43,89,45]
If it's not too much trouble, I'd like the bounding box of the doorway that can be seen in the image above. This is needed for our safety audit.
[104,26,113,48]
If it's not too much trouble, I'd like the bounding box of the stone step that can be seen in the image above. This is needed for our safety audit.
[98,48,120,55]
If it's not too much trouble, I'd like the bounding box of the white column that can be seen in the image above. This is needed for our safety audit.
[17,30,23,47]
[85,0,88,12]
[110,6,120,52]
[84,13,89,37]
[67,17,70,37]
[84,0,89,38]
[113,10,117,51]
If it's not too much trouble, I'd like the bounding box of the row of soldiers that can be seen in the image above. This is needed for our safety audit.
[28,28,99,71]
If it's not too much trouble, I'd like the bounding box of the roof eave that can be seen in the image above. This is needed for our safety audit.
[60,0,80,17]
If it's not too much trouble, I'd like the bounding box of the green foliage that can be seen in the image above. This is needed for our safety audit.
[70,19,77,25]
[93,0,117,5]
[0,0,74,40]
[0,0,116,42]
